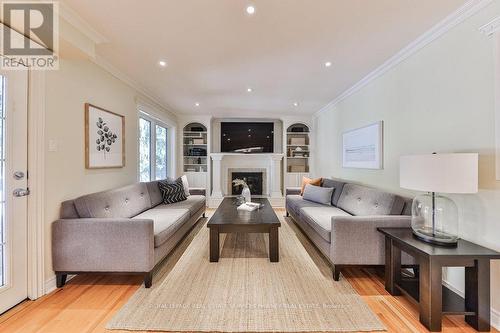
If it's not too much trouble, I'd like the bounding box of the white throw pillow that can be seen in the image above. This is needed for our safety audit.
[181,175,190,197]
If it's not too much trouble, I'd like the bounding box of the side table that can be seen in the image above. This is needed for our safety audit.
[378,227,500,332]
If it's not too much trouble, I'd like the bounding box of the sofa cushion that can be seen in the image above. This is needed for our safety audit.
[286,195,326,218]
[321,178,347,206]
[303,184,334,205]
[145,180,163,207]
[337,184,405,216]
[153,195,205,217]
[300,206,352,242]
[74,183,151,218]
[133,208,190,247]
[401,197,413,216]
[60,200,79,219]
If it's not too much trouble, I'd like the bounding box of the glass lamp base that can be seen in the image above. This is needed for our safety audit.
[412,226,458,247]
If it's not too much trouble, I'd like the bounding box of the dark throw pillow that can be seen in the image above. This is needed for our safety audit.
[158,178,187,204]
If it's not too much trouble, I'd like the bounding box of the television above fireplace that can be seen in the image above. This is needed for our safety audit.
[221,122,274,153]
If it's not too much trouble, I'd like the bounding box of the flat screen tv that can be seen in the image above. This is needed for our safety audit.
[221,122,274,153]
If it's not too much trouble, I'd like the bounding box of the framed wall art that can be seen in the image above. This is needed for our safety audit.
[342,121,383,169]
[85,103,125,169]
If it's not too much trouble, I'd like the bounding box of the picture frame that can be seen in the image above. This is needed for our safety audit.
[342,121,383,169]
[85,103,125,169]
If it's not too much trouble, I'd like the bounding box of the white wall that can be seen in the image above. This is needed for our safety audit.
[313,1,500,319]
[44,58,177,281]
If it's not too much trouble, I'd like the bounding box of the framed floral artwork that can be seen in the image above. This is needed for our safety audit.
[85,103,125,168]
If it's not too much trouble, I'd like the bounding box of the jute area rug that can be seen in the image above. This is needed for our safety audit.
[107,212,384,332]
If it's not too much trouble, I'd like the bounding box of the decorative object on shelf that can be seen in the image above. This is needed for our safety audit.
[400,153,479,246]
[342,121,383,169]
[232,178,251,202]
[192,138,205,144]
[295,147,303,152]
[290,137,306,145]
[292,151,305,157]
[85,103,125,169]
[189,147,207,156]
[197,157,202,164]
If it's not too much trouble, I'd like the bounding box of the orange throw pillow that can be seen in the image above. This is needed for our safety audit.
[300,177,322,195]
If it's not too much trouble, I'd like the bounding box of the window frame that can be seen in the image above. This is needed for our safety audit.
[138,111,174,181]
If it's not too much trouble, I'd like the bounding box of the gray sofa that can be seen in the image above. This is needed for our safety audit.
[52,181,206,288]
[286,178,413,280]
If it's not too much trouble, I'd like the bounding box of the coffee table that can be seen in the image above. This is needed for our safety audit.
[207,198,281,262]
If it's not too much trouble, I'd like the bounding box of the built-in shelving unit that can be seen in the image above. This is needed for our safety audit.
[286,124,310,173]
[183,123,208,173]
[284,123,311,188]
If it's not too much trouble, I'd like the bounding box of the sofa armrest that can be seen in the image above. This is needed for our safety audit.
[330,215,412,265]
[189,188,206,196]
[52,218,154,273]
[286,187,302,195]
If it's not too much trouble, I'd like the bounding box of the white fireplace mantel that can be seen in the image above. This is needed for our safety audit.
[210,153,284,206]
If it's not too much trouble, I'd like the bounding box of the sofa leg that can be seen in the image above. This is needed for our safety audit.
[332,265,341,281]
[56,273,67,288]
[144,272,153,288]
[285,211,289,217]
[202,212,206,218]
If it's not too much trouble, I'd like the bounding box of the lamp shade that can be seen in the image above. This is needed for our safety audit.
[400,153,478,194]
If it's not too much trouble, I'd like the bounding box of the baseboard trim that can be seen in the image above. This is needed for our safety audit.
[443,279,500,330]
[44,274,75,295]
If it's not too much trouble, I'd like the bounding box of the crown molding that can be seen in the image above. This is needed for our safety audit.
[480,16,500,36]
[313,0,494,118]
[58,2,108,44]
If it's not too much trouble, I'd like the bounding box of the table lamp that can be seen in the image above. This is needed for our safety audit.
[400,153,478,246]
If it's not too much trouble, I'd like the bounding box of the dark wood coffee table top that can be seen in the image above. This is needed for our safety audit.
[207,198,281,227]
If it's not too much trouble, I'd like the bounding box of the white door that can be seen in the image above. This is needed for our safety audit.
[0,66,29,314]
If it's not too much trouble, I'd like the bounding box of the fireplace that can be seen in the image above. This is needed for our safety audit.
[231,172,263,195]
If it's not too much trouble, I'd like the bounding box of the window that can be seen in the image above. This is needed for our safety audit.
[139,118,151,182]
[138,113,170,181]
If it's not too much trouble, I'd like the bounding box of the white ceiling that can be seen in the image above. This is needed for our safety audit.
[62,0,467,117]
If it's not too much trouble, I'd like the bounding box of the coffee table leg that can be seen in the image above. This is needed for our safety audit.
[269,227,279,262]
[209,227,219,262]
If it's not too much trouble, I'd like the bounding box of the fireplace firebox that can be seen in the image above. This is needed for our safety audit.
[231,172,263,195]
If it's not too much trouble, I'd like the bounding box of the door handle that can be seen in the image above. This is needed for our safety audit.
[13,188,30,197]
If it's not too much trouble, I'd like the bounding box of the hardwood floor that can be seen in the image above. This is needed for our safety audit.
[0,208,497,333]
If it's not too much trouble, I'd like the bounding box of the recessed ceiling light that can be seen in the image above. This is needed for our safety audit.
[195,102,200,107]
[324,61,332,67]
[246,5,255,15]
[293,102,299,107]
[247,87,253,92]
[158,60,167,67]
